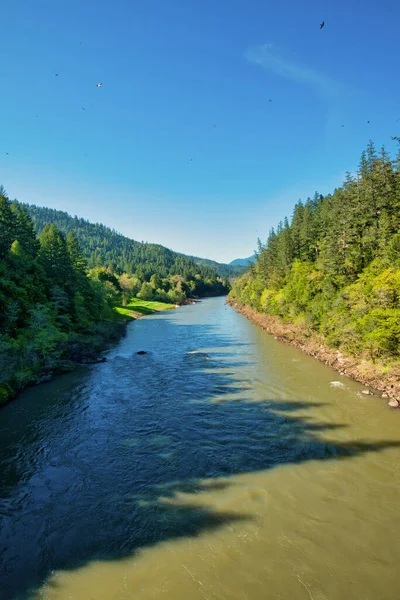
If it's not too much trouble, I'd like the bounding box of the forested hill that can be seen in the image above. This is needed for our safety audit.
[230,140,400,363]
[22,203,229,286]
[183,255,248,278]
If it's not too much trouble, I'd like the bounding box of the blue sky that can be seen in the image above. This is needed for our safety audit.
[1,0,399,263]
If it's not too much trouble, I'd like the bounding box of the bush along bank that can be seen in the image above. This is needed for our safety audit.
[0,191,130,404]
[229,140,400,408]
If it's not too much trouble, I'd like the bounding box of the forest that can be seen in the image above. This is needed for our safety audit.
[230,141,400,363]
[0,189,229,403]
[24,203,240,281]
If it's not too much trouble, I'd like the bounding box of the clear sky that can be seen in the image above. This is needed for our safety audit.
[1,0,399,263]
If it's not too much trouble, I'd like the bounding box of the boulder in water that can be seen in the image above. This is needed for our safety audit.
[388,398,399,408]
[137,351,148,355]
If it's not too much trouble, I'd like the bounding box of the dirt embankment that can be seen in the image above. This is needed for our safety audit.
[227,298,400,406]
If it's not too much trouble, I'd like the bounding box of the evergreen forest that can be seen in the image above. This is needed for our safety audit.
[230,141,400,363]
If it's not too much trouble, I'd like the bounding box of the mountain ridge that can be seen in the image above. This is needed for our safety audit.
[229,256,256,267]
[22,202,249,279]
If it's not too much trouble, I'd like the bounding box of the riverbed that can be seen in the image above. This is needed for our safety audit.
[1,297,400,600]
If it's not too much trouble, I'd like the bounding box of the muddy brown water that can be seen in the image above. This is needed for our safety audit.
[1,297,400,600]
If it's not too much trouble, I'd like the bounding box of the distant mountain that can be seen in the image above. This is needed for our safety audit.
[229,256,256,267]
[185,255,247,278]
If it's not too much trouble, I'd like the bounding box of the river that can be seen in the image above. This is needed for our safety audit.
[1,297,400,600]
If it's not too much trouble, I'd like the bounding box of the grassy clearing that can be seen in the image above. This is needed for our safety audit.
[114,298,176,320]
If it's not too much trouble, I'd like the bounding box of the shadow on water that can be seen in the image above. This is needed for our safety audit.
[1,318,400,599]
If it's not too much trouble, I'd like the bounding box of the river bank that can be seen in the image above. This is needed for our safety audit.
[0,299,177,407]
[227,298,400,406]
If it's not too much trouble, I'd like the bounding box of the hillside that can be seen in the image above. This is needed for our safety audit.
[230,140,400,397]
[229,256,256,267]
[184,255,248,278]
[23,203,229,293]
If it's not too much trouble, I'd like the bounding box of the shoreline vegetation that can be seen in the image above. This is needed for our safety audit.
[115,297,177,320]
[229,140,400,408]
[0,185,229,406]
[227,298,400,406]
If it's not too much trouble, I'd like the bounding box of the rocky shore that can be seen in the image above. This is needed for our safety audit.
[228,298,400,407]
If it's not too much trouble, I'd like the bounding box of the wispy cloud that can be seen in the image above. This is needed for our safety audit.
[245,43,342,100]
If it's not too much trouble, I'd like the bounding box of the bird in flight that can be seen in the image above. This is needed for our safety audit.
[213,124,217,128]
[96,83,102,88]
[55,73,59,76]
[320,21,325,29]
[81,107,86,111]
[6,152,9,155]
[367,120,370,123]
[341,125,345,128]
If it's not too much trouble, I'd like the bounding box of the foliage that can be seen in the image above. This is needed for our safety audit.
[0,189,231,404]
[0,190,125,403]
[23,203,230,297]
[230,140,400,362]
[115,298,175,320]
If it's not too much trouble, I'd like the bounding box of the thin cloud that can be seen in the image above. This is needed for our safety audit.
[245,43,343,99]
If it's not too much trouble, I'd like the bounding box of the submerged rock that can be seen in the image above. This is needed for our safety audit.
[80,356,107,365]
[361,390,370,395]
[136,351,148,355]
[35,373,53,385]
[330,381,345,388]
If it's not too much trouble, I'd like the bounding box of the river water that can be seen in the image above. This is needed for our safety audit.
[1,297,400,600]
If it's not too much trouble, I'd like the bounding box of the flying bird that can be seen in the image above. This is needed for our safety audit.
[96,83,102,88]
[367,120,370,123]
[213,124,217,128]
[320,21,325,29]
[55,73,59,76]
[81,107,86,111]
[341,125,345,128]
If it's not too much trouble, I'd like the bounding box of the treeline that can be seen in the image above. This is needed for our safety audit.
[231,141,400,361]
[183,255,248,279]
[0,190,230,403]
[0,187,128,403]
[24,203,231,293]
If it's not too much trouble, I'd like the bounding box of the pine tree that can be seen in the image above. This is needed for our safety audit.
[10,202,40,257]
[66,231,87,277]
[0,193,17,259]
[291,201,304,260]
[38,224,74,290]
